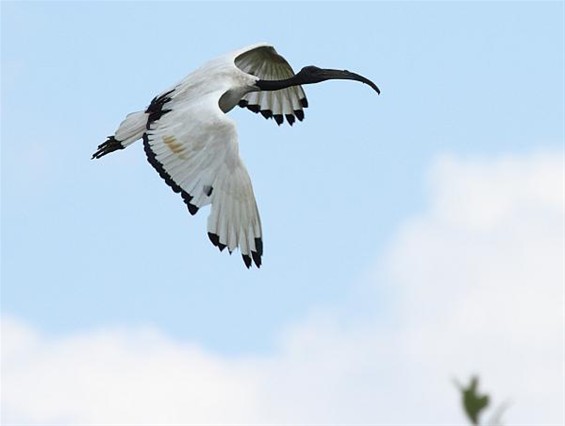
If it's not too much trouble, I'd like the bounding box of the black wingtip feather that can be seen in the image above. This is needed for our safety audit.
[181,188,199,215]
[208,232,226,252]
[208,232,219,245]
[285,114,295,126]
[251,251,261,268]
[260,109,273,119]
[294,109,305,121]
[254,238,263,256]
[187,204,199,215]
[273,114,284,125]
[242,254,252,269]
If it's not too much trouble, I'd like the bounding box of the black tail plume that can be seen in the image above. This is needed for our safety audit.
[92,136,124,159]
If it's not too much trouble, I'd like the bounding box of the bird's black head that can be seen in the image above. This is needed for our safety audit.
[298,65,380,94]
[297,65,324,81]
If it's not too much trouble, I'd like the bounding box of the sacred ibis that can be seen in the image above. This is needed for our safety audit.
[92,43,380,268]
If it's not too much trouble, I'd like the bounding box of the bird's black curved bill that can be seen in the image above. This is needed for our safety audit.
[320,69,381,94]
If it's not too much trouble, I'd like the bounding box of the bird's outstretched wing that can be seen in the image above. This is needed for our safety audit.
[143,90,263,268]
[234,45,308,126]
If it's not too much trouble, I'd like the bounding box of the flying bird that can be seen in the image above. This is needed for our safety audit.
[92,43,380,268]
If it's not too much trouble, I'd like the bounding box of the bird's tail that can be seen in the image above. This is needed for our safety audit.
[92,111,147,159]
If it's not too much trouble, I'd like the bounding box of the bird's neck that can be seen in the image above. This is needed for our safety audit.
[255,74,306,91]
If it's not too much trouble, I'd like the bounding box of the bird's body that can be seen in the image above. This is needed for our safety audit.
[93,43,379,268]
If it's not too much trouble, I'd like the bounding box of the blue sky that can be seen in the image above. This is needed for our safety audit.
[2,1,564,424]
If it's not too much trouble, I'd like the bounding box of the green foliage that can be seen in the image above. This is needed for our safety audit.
[459,376,490,425]
[454,375,510,426]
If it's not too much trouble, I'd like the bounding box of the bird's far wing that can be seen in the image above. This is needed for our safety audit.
[143,92,263,268]
[234,45,308,126]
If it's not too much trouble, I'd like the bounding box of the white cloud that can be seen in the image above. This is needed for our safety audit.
[1,319,263,424]
[2,150,563,425]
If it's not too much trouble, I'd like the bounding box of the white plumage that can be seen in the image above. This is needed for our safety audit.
[93,43,379,268]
